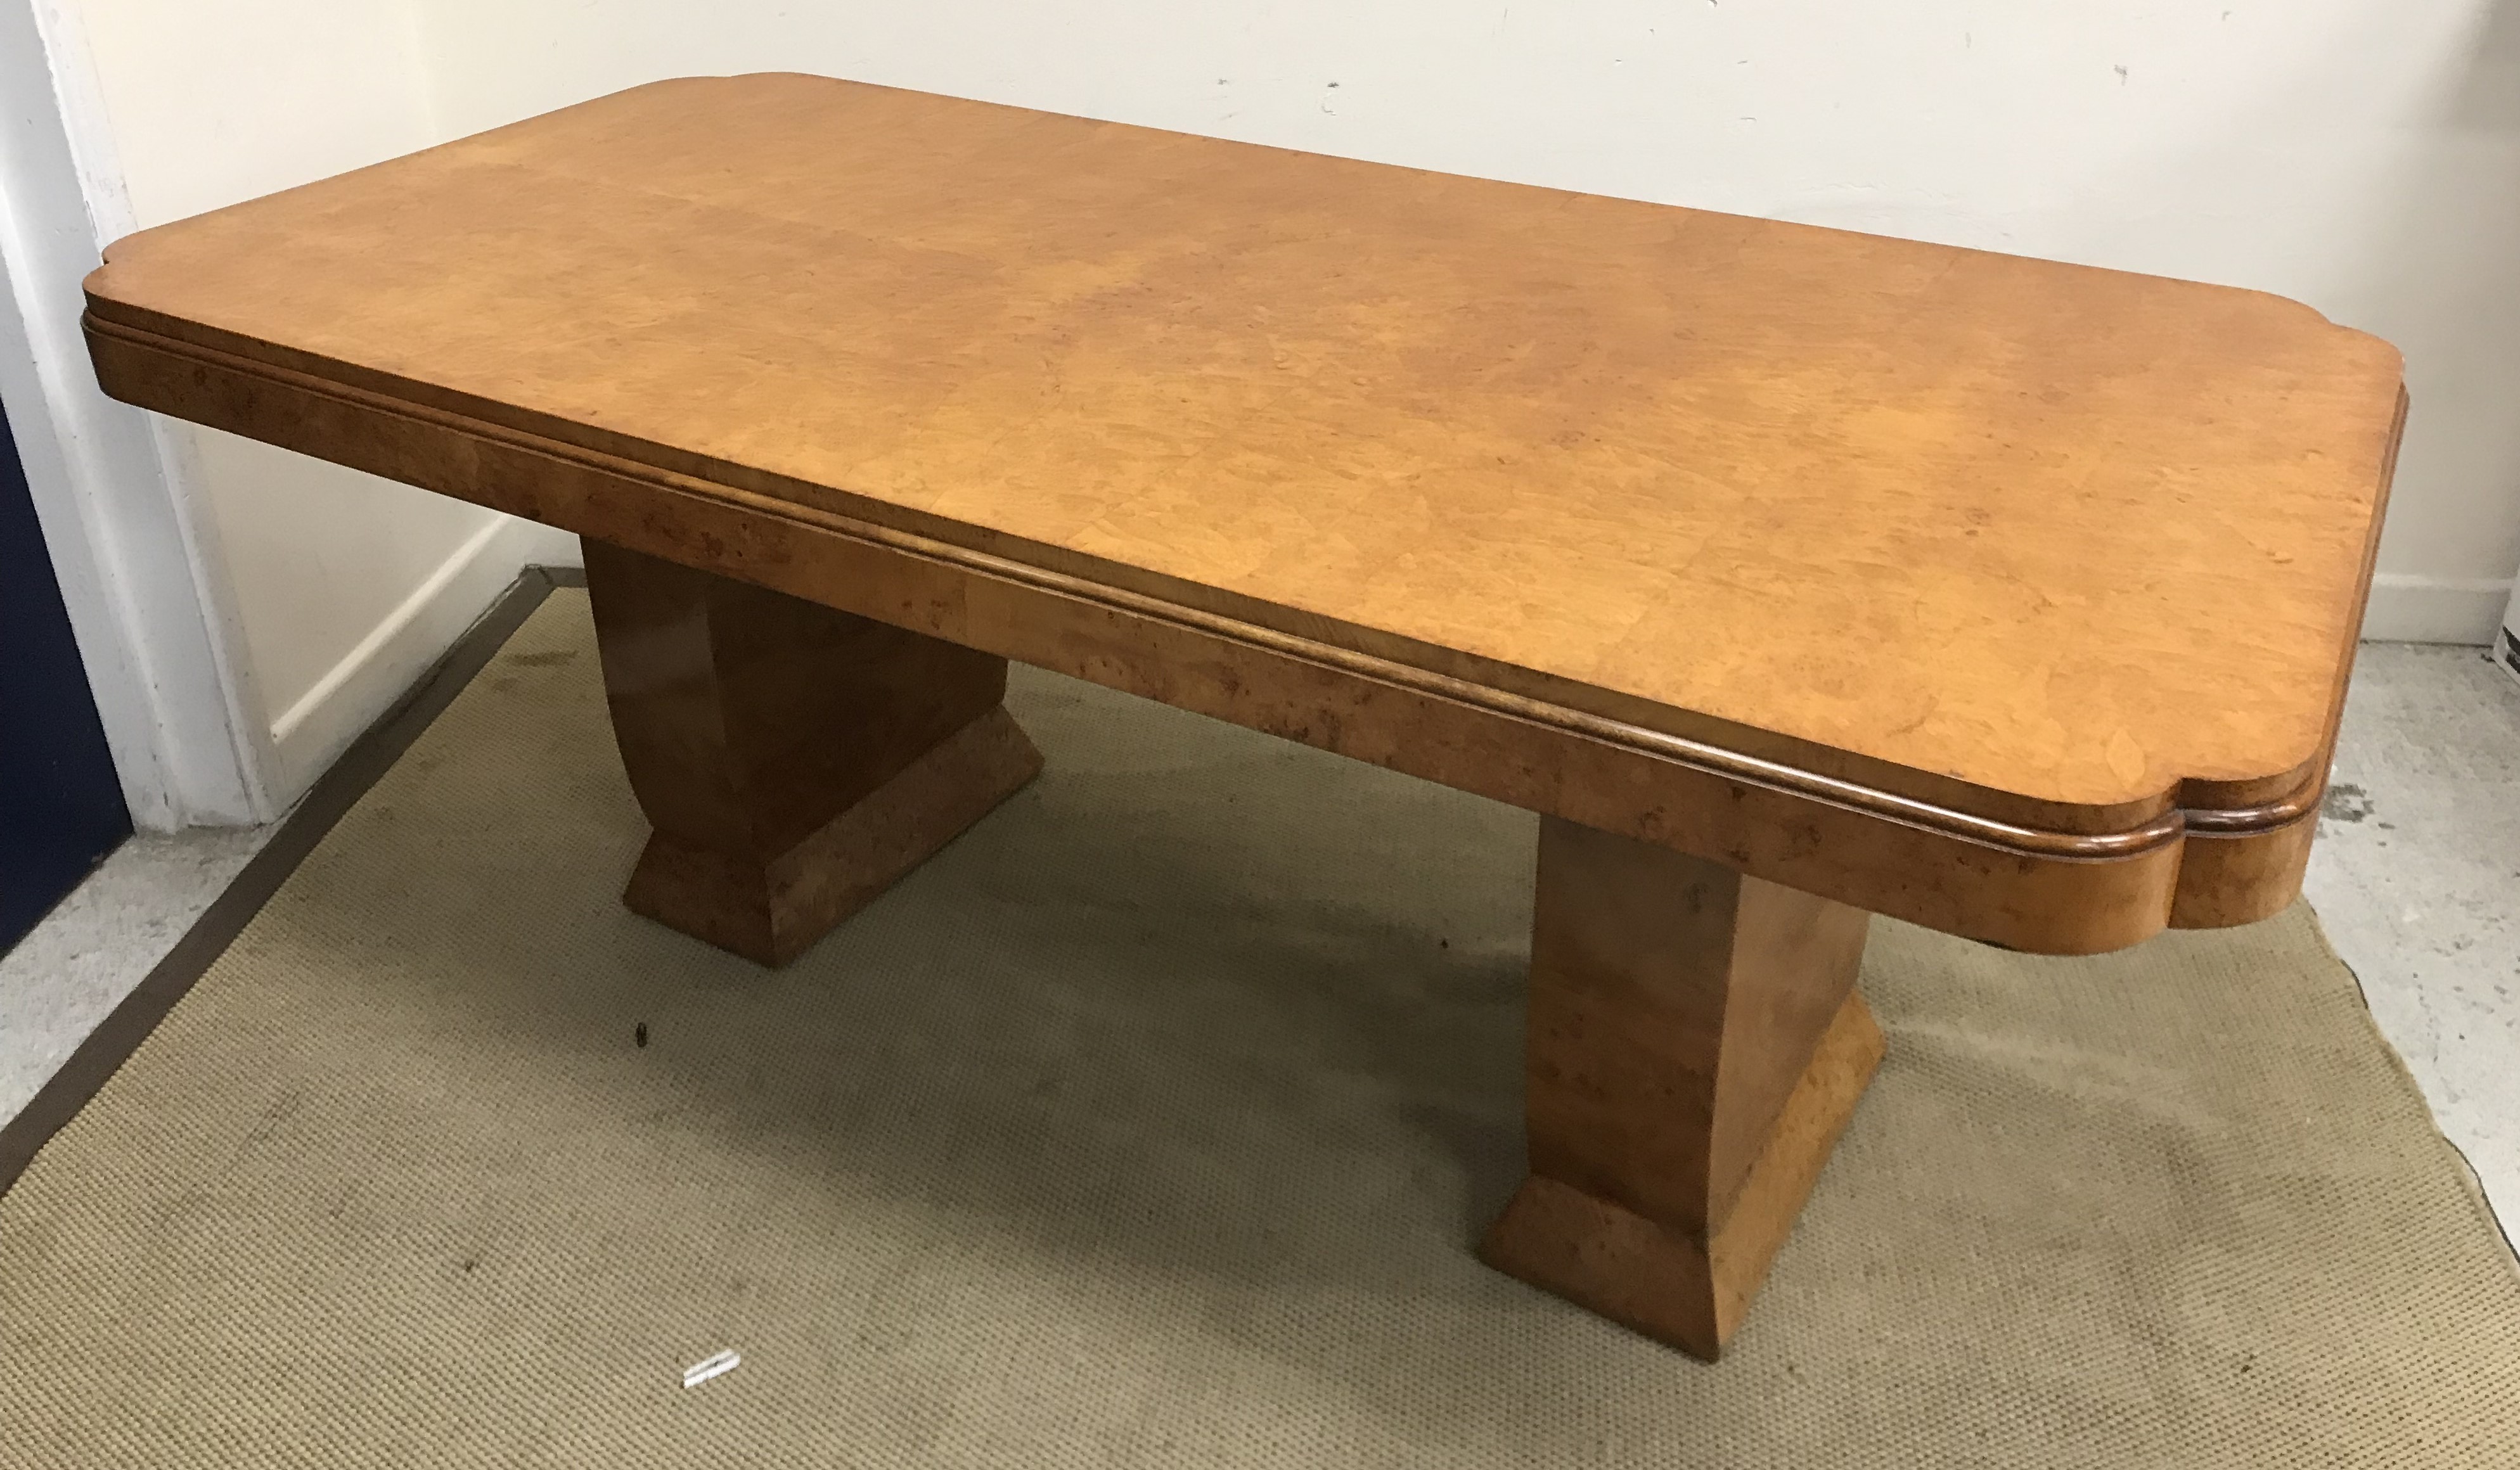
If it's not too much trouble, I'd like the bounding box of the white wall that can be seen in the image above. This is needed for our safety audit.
[72,0,584,803]
[0,0,260,828]
[4,0,579,826]
[416,0,2520,643]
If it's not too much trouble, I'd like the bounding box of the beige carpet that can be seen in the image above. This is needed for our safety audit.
[3,589,2516,1468]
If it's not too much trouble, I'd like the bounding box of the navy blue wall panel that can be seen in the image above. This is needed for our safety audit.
[0,403,130,950]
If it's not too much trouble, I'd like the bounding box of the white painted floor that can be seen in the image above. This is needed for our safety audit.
[2302,642,2520,1235]
[1,646,2514,1241]
[0,826,273,1123]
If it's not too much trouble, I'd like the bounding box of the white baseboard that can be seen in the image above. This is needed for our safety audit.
[2360,573,2514,646]
[506,520,585,570]
[228,520,2516,803]
[265,515,581,805]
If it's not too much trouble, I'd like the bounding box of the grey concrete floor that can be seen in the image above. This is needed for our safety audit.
[2301,642,2520,1234]
[1,647,2514,1238]
[0,824,273,1122]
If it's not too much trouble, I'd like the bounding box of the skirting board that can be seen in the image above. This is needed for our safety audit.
[264,515,582,804]
[2360,573,2514,647]
[241,525,2491,813]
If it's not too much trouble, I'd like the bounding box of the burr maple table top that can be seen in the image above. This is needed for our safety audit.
[81,72,2405,946]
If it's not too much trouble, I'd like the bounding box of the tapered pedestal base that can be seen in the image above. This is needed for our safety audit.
[620,706,1040,965]
[585,540,1040,967]
[1481,989,1883,1359]
[1479,816,1885,1359]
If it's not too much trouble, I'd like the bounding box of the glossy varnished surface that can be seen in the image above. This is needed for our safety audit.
[82,72,2401,830]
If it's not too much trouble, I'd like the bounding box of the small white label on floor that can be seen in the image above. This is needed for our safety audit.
[681,1350,740,1388]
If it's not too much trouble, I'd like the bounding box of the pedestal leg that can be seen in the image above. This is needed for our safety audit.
[582,540,1042,966]
[1479,816,1885,1358]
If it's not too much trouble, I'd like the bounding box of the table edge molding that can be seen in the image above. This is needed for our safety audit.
[82,310,2324,871]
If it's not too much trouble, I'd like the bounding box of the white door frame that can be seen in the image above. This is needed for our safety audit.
[0,0,268,831]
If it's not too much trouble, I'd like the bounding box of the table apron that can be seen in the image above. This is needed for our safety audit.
[88,319,2318,954]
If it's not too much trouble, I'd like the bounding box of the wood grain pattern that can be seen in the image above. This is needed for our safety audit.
[585,540,1040,964]
[82,321,2339,954]
[1480,818,1885,1359]
[77,72,2405,950]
